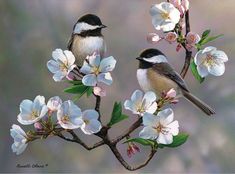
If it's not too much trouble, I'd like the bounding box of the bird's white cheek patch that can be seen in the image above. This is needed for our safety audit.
[74,22,100,34]
[143,55,168,63]
[137,69,152,92]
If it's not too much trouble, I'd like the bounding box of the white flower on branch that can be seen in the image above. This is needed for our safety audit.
[194,46,228,77]
[57,100,83,129]
[124,90,158,116]
[150,2,180,32]
[139,108,179,144]
[47,49,76,82]
[10,124,28,155]
[47,96,62,112]
[80,53,116,86]
[81,109,102,135]
[17,95,48,125]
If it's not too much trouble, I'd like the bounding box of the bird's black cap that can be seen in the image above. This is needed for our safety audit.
[77,14,104,26]
[139,48,165,58]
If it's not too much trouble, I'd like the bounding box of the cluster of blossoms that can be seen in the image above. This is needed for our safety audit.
[147,1,228,78]
[124,89,179,145]
[11,95,102,155]
[47,49,116,97]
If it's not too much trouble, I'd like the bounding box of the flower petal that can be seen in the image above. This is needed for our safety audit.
[82,109,99,120]
[211,50,228,62]
[47,60,60,73]
[202,46,216,54]
[89,54,101,67]
[63,50,75,66]
[19,100,33,115]
[52,49,66,62]
[208,62,225,76]
[142,113,159,126]
[99,56,117,73]
[81,119,102,135]
[82,74,97,86]
[139,126,158,140]
[197,65,209,78]
[97,72,113,85]
[167,120,179,136]
[158,108,174,125]
[145,102,158,114]
[143,91,157,107]
[131,90,143,103]
[157,133,173,144]
[53,71,66,82]
[80,61,93,74]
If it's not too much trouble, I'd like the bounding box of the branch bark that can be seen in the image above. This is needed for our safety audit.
[180,10,192,78]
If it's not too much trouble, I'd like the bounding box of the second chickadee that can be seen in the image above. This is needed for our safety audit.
[136,48,215,116]
[68,14,107,66]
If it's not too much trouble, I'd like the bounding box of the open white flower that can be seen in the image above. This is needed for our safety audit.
[47,96,62,112]
[10,124,28,155]
[81,109,102,135]
[150,2,180,32]
[80,53,116,86]
[194,46,228,77]
[57,100,83,129]
[47,49,76,82]
[17,95,48,125]
[124,90,158,116]
[139,108,179,144]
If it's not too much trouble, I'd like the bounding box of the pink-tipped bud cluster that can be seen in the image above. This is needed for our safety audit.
[94,86,106,97]
[185,32,201,51]
[165,32,178,43]
[127,142,140,158]
[161,88,179,104]
[170,0,190,16]
[34,122,43,131]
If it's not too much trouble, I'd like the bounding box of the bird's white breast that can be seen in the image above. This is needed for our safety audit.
[137,69,153,92]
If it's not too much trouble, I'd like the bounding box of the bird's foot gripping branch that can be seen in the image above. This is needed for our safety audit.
[11,0,228,171]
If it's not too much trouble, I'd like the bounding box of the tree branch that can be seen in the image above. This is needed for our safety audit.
[180,10,192,78]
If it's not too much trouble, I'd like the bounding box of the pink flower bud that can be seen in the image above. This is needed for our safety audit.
[171,99,179,104]
[176,44,182,52]
[94,86,106,97]
[186,43,193,51]
[126,142,140,158]
[34,122,43,131]
[165,32,177,43]
[166,88,177,99]
[147,33,162,44]
[182,0,190,11]
[186,32,201,45]
[170,0,181,7]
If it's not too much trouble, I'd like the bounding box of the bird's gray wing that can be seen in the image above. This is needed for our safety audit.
[153,63,189,92]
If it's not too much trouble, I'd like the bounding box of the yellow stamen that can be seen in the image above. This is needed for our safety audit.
[92,66,100,75]
[61,115,70,123]
[84,119,90,125]
[203,54,216,67]
[161,12,170,20]
[30,110,39,119]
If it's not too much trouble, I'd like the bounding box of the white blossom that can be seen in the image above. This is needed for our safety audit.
[10,124,28,155]
[194,46,228,77]
[150,2,180,32]
[17,95,48,125]
[80,109,102,135]
[47,96,62,112]
[47,49,76,82]
[80,53,116,86]
[57,100,83,129]
[124,90,158,116]
[139,108,179,144]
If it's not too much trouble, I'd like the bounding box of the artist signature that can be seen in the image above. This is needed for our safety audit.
[16,163,48,168]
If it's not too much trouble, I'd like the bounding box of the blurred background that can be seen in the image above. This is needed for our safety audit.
[0,0,235,173]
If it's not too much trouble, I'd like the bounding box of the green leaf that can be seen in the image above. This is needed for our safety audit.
[190,61,205,83]
[68,80,83,85]
[123,138,156,148]
[107,102,128,127]
[158,133,189,148]
[64,84,88,94]
[201,29,211,39]
[86,87,93,97]
[199,34,223,46]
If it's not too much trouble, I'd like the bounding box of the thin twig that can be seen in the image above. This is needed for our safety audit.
[180,10,192,78]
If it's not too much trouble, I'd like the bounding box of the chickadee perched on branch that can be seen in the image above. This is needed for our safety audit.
[68,14,107,67]
[136,48,215,116]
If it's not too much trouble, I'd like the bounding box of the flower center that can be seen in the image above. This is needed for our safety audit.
[92,66,100,75]
[84,119,90,125]
[61,115,70,123]
[153,123,169,135]
[203,54,216,67]
[30,110,39,119]
[161,12,170,20]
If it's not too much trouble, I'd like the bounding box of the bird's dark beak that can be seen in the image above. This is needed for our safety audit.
[100,24,107,29]
[136,57,143,61]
